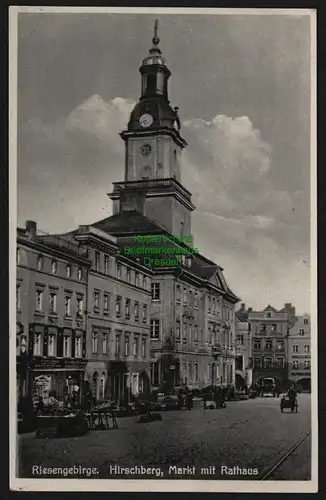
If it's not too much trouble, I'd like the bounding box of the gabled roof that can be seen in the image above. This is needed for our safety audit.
[264,304,278,312]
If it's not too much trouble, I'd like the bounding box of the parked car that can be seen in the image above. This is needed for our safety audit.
[154,395,182,411]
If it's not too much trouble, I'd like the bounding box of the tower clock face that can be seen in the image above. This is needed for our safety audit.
[140,144,152,156]
[139,113,153,128]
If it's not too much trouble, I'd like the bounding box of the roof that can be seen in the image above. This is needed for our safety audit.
[92,211,164,236]
[90,211,240,301]
[236,310,249,322]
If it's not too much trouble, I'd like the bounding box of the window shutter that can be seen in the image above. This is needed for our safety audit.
[57,328,63,357]
[28,324,34,356]
[43,326,48,356]
[71,330,76,358]
[82,330,87,358]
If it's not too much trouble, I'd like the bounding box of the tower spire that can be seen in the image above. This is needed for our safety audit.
[153,19,159,47]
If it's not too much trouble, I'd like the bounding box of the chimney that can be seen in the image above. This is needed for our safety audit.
[26,220,37,239]
[248,307,253,313]
[240,303,246,311]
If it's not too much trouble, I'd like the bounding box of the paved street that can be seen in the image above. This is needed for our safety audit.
[18,394,311,481]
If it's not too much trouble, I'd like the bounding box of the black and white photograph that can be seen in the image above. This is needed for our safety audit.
[9,6,317,493]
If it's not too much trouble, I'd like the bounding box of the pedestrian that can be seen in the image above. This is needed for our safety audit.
[36,396,45,415]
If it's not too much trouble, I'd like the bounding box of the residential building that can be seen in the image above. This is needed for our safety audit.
[249,304,289,388]
[71,224,152,403]
[235,303,253,388]
[16,221,90,401]
[288,314,311,391]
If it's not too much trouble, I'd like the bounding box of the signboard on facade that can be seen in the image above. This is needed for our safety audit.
[30,357,87,371]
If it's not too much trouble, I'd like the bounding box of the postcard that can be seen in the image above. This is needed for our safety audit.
[9,6,317,493]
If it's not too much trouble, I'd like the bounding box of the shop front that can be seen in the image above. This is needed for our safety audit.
[30,357,88,404]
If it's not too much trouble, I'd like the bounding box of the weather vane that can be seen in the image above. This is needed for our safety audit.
[153,19,160,46]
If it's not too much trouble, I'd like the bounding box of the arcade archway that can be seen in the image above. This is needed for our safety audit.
[235,374,246,389]
[297,378,311,393]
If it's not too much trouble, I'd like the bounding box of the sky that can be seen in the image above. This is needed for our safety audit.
[16,10,313,314]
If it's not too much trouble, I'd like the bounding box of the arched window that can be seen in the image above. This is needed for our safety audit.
[100,372,106,400]
[92,371,98,401]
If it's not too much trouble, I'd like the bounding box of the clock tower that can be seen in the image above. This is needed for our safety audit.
[109,20,195,238]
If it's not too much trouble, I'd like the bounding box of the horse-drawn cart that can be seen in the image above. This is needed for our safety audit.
[280,395,298,413]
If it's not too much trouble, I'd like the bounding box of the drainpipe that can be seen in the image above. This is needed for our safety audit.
[175,268,184,387]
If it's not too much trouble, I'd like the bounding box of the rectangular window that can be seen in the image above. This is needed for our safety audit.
[64,296,71,316]
[104,255,109,274]
[304,345,310,353]
[36,290,43,312]
[75,336,82,358]
[37,255,43,270]
[125,299,131,318]
[304,318,309,325]
[194,325,199,342]
[134,302,139,319]
[77,296,83,317]
[116,296,121,316]
[265,339,272,349]
[115,334,120,356]
[142,337,146,357]
[264,357,272,368]
[150,319,160,339]
[77,267,83,281]
[133,336,139,356]
[189,325,193,345]
[95,252,100,271]
[236,335,244,346]
[63,336,71,357]
[49,292,57,314]
[176,285,181,302]
[271,324,277,332]
[276,340,284,351]
[183,322,187,341]
[254,340,261,350]
[304,360,310,369]
[176,321,180,339]
[138,274,143,287]
[103,294,109,312]
[51,260,57,274]
[292,360,298,369]
[142,304,147,322]
[254,357,261,368]
[124,335,130,356]
[48,334,56,357]
[92,333,98,354]
[117,263,122,279]
[194,292,198,308]
[183,288,187,304]
[260,324,266,334]
[16,285,21,310]
[66,265,71,278]
[299,329,305,336]
[127,268,131,282]
[292,345,299,353]
[93,291,100,310]
[276,357,284,368]
[151,283,160,300]
[102,333,108,354]
[33,333,42,356]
